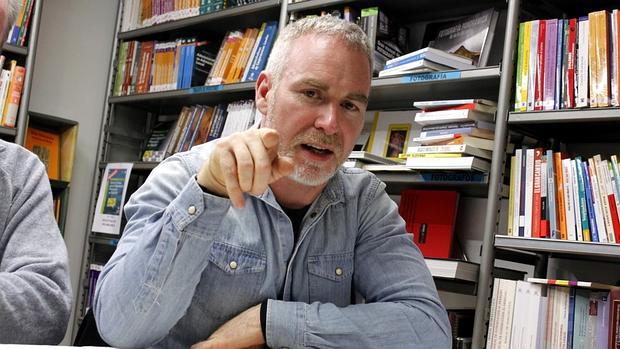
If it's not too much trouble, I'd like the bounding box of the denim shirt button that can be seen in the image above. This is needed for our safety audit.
[310,212,317,218]
[229,261,238,270]
[335,267,343,276]
[187,205,197,215]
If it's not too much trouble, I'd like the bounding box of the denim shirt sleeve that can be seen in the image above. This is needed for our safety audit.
[266,180,452,349]
[93,151,231,348]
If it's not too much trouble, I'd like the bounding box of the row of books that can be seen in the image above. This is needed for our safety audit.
[290,6,409,77]
[0,56,26,128]
[406,99,497,172]
[508,149,620,244]
[113,38,219,96]
[205,21,278,86]
[487,278,620,349]
[120,0,265,32]
[514,9,620,111]
[141,99,257,162]
[5,0,34,47]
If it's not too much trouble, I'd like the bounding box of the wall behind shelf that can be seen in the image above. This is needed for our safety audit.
[27,0,119,344]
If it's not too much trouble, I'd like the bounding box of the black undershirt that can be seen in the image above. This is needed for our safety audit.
[260,204,311,342]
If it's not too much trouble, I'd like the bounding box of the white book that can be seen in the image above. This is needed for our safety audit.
[486,278,502,348]
[525,283,544,349]
[527,20,539,111]
[407,144,492,160]
[524,149,535,238]
[414,108,495,126]
[347,151,400,165]
[576,18,589,107]
[562,158,577,241]
[496,279,517,349]
[612,10,619,106]
[513,149,523,237]
[413,98,497,109]
[588,158,608,243]
[378,59,452,76]
[0,70,11,119]
[594,155,615,243]
[384,46,475,70]
[536,287,549,349]
[571,159,584,241]
[555,286,570,349]
[405,156,491,172]
[601,160,618,243]
[510,280,530,349]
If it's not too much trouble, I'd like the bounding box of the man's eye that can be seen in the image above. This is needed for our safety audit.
[342,101,359,112]
[303,90,318,98]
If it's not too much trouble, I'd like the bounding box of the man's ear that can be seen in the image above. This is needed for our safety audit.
[255,71,271,116]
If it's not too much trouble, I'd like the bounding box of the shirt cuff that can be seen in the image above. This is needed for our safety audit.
[260,299,269,343]
[265,300,306,349]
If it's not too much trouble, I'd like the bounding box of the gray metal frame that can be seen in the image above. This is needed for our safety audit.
[14,0,43,145]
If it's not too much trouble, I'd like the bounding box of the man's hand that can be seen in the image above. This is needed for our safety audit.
[197,128,294,208]
[191,304,265,349]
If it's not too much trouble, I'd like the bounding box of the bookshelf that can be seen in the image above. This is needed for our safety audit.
[476,0,620,347]
[6,0,43,146]
[26,111,78,237]
[79,0,520,343]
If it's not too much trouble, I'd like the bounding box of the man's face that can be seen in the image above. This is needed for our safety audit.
[262,34,371,186]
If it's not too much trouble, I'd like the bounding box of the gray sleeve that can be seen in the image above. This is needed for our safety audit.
[0,147,72,344]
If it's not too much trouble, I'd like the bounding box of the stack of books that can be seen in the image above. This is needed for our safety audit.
[378,47,475,78]
[405,99,497,172]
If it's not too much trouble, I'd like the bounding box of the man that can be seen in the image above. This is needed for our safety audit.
[0,2,72,344]
[95,15,451,348]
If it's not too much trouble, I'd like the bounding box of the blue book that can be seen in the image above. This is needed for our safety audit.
[176,42,187,90]
[245,21,278,81]
[567,287,576,349]
[546,150,558,239]
[582,160,599,242]
[519,147,527,236]
[574,157,591,241]
[572,288,589,349]
[184,42,195,89]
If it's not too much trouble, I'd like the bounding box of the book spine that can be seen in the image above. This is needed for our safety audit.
[540,155,549,238]
[520,21,532,112]
[562,158,577,240]
[513,149,523,237]
[547,149,559,238]
[554,152,567,239]
[534,19,546,111]
[575,158,591,241]
[543,19,557,110]
[576,17,589,107]
[571,159,583,240]
[567,18,577,108]
[532,148,542,238]
[583,160,600,242]
[554,19,564,110]
[588,158,608,242]
[508,156,516,236]
[527,20,539,111]
[515,22,526,111]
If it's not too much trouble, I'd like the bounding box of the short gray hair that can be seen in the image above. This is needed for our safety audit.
[264,15,372,85]
[4,0,21,42]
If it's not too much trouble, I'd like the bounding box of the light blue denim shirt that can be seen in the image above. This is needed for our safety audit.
[94,141,451,348]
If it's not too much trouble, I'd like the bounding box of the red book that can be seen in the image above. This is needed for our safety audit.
[607,194,620,242]
[534,19,547,111]
[532,148,543,237]
[398,189,459,259]
[567,18,577,109]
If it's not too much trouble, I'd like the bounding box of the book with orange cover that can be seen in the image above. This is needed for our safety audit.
[1,64,25,128]
[25,127,60,180]
[553,152,567,239]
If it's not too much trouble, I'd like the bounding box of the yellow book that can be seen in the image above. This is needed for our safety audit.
[595,10,610,107]
[508,156,516,236]
[588,11,599,107]
[519,21,532,112]
[1,60,17,123]
[514,22,526,111]
[226,28,252,83]
[407,153,464,158]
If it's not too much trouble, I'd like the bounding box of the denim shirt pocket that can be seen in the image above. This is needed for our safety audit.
[307,252,354,307]
[196,241,267,320]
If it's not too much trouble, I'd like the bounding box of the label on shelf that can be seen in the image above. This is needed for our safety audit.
[189,85,225,94]
[401,71,462,83]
